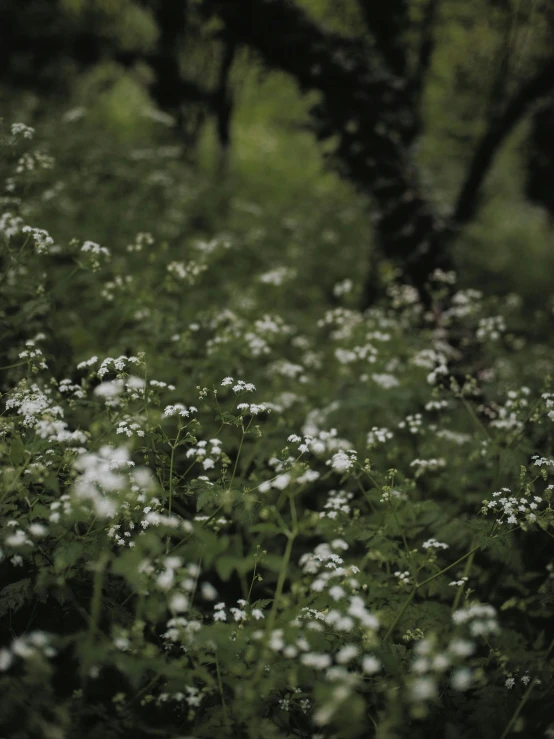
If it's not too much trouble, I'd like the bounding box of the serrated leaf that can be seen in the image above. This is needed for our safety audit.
[215,556,243,581]
[196,488,217,512]
[0,578,32,617]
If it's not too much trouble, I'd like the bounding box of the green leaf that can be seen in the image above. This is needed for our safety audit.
[215,555,244,581]
[0,578,32,617]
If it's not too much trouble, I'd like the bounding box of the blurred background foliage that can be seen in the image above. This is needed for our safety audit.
[1,0,554,312]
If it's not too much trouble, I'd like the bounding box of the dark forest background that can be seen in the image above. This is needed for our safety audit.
[2,0,554,309]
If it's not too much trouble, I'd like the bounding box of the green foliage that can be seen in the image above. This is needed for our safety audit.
[1,41,554,737]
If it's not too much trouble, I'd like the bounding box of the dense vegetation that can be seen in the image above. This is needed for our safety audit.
[2,2,554,738]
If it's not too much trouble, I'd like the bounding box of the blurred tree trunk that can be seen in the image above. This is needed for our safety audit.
[206,0,554,309]
[214,39,237,176]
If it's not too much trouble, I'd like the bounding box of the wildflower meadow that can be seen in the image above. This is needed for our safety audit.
[1,106,554,739]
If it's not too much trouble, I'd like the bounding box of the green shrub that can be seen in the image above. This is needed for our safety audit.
[1,119,554,739]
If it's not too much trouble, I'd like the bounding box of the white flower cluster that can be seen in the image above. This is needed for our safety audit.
[371,372,400,389]
[531,455,554,467]
[425,399,449,411]
[367,426,394,446]
[268,359,307,382]
[221,376,256,393]
[398,413,423,434]
[483,487,542,526]
[476,315,506,342]
[163,403,198,419]
[411,348,450,386]
[299,541,361,598]
[380,489,407,504]
[18,338,48,371]
[334,343,377,365]
[505,674,531,689]
[193,236,231,255]
[6,382,63,429]
[0,212,24,239]
[542,392,554,422]
[95,355,141,379]
[150,379,176,391]
[22,225,54,254]
[16,150,54,174]
[3,521,47,554]
[317,307,363,340]
[81,240,110,259]
[408,634,475,702]
[421,538,449,550]
[395,570,410,585]
[327,449,357,472]
[443,289,483,320]
[186,438,222,471]
[332,278,353,297]
[72,445,141,519]
[126,231,154,253]
[290,425,351,459]
[167,260,207,284]
[387,283,421,311]
[10,122,35,140]
[93,374,145,408]
[156,686,204,707]
[236,402,268,416]
[430,269,457,284]
[213,599,264,623]
[101,274,132,300]
[410,457,446,477]
[0,631,56,672]
[259,266,296,286]
[435,429,471,445]
[320,489,354,519]
[116,417,145,438]
[452,603,499,636]
[59,378,85,399]
[161,616,203,650]
[258,472,292,493]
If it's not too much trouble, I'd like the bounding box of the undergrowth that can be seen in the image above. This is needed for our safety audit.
[1,118,554,739]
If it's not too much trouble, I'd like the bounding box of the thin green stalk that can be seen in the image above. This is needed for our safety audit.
[167,428,181,516]
[460,396,492,441]
[500,635,554,739]
[253,496,298,683]
[388,499,415,577]
[228,424,246,492]
[247,560,259,603]
[123,674,162,713]
[215,651,231,732]
[384,544,481,640]
[82,556,107,682]
[356,478,377,513]
[451,546,476,613]
[0,360,27,371]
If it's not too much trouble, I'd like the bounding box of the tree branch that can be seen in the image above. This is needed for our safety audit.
[412,0,440,109]
[208,0,449,302]
[356,0,409,76]
[453,57,554,225]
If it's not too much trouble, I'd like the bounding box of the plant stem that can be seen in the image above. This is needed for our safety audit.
[168,427,181,516]
[229,425,245,492]
[384,544,481,640]
[500,635,554,739]
[388,499,415,578]
[253,496,298,682]
[215,650,231,732]
[451,545,476,613]
[82,555,107,682]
